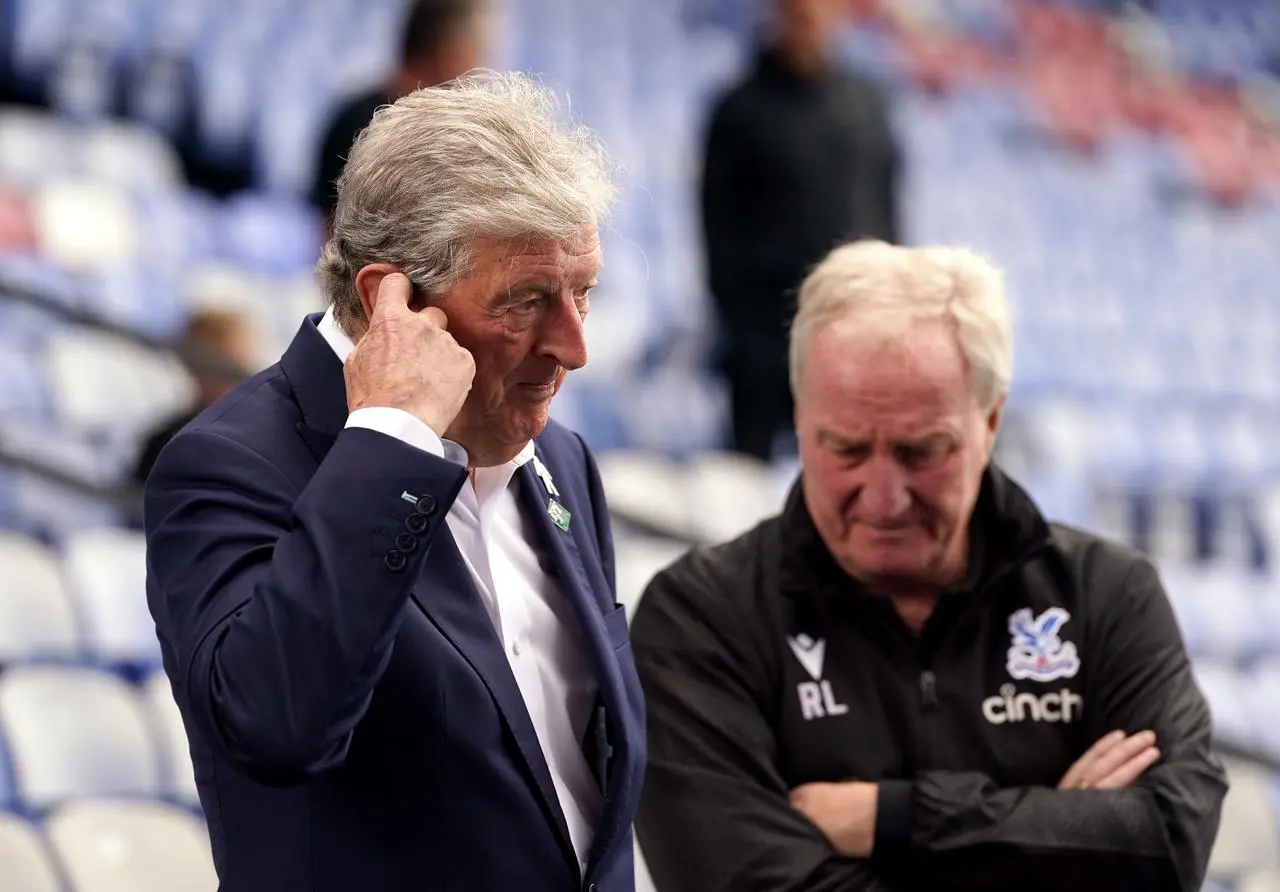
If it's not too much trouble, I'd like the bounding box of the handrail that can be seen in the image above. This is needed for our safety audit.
[0,274,248,383]
[0,440,144,525]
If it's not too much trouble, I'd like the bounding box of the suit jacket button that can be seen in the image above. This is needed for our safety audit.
[395,531,418,553]
[415,495,437,516]
[384,549,408,572]
[404,513,428,534]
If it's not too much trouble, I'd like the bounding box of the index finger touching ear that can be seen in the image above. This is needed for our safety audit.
[371,273,414,319]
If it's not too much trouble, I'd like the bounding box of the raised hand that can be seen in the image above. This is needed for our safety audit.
[344,273,475,437]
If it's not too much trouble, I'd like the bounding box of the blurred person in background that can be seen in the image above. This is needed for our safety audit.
[144,72,645,892]
[631,241,1226,892]
[701,0,901,462]
[131,308,256,486]
[311,0,490,221]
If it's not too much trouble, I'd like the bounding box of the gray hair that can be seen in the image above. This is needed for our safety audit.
[789,240,1013,413]
[317,70,617,333]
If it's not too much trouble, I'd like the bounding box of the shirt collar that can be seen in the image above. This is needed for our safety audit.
[316,306,536,471]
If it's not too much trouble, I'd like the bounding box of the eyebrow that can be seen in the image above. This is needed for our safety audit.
[819,430,951,448]
[504,277,598,296]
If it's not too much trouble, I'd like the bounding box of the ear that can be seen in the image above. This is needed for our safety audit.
[354,264,403,322]
[986,394,1005,433]
[983,394,1006,459]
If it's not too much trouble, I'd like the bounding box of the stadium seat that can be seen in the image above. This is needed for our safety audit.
[683,450,785,544]
[612,534,691,614]
[1244,657,1280,755]
[42,326,195,442]
[1242,869,1280,892]
[0,665,163,811]
[29,176,141,274]
[0,344,50,426]
[60,527,160,669]
[0,108,75,188]
[0,814,60,892]
[0,531,81,663]
[216,193,323,276]
[0,187,37,252]
[142,670,199,809]
[1192,659,1255,745]
[1206,759,1280,880]
[76,120,184,194]
[597,450,694,540]
[44,798,217,892]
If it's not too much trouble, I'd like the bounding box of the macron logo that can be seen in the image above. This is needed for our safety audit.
[787,634,848,721]
[787,634,826,681]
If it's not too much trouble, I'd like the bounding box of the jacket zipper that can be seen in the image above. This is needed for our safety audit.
[917,666,941,770]
[914,539,1048,766]
[919,669,938,711]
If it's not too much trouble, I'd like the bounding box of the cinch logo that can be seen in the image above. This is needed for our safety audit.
[787,634,849,721]
[982,683,1083,725]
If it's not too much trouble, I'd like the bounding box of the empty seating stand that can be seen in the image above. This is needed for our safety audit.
[1,1,1280,890]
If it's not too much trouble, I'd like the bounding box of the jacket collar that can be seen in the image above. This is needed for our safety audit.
[778,464,1053,600]
[280,312,350,443]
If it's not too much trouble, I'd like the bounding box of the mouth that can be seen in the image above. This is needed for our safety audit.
[516,380,558,398]
[860,525,916,542]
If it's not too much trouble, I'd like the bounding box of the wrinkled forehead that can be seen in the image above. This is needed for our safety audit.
[804,318,978,425]
[471,228,602,284]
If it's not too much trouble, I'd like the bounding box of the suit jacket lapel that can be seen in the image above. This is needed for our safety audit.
[407,515,578,872]
[279,316,578,867]
[279,313,349,464]
[515,450,632,873]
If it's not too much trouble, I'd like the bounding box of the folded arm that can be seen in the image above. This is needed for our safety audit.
[870,557,1227,891]
[631,556,897,892]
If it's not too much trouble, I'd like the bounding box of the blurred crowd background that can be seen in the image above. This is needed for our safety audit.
[2,0,1280,889]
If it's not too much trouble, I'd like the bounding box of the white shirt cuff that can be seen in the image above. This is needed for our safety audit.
[345,407,445,458]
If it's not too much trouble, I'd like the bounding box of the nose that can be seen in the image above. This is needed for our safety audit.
[536,295,588,371]
[859,459,912,521]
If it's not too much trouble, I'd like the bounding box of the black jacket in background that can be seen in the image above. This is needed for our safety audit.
[631,466,1227,892]
[311,88,388,220]
[700,48,900,355]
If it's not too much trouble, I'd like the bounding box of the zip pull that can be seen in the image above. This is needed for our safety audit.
[919,670,939,711]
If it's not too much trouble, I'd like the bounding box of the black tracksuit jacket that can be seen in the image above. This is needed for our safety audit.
[631,467,1228,891]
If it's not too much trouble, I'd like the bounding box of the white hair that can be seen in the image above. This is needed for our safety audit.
[788,240,1013,413]
[317,70,617,333]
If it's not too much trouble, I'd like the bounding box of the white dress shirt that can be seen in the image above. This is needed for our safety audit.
[317,309,601,874]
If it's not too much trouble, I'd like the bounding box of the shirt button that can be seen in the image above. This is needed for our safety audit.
[511,640,522,657]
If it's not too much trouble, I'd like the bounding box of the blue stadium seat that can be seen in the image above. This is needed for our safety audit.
[0,532,81,664]
[140,670,198,811]
[43,798,217,892]
[0,665,163,813]
[0,813,60,892]
[59,527,160,673]
[216,193,323,276]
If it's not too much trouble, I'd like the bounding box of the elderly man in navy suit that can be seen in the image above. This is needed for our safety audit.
[144,71,645,892]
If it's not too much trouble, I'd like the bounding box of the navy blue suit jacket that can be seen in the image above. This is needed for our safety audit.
[143,314,646,892]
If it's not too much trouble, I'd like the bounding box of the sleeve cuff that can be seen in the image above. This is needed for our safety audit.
[873,780,914,862]
[346,408,445,458]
